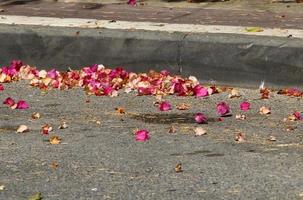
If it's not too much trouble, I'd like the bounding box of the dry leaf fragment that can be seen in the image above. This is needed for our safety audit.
[168,126,177,133]
[58,121,68,129]
[268,135,276,141]
[194,127,207,136]
[28,192,42,200]
[176,103,190,110]
[234,133,246,142]
[49,136,61,145]
[16,125,29,133]
[260,88,270,99]
[259,106,271,115]
[228,88,241,98]
[50,161,58,169]
[236,114,247,120]
[286,126,297,132]
[115,107,125,114]
[31,112,41,120]
[175,163,183,173]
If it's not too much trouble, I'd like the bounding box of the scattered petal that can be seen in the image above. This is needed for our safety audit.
[176,103,190,110]
[135,129,150,142]
[3,97,15,107]
[236,114,247,120]
[16,125,29,133]
[159,101,172,111]
[168,126,177,133]
[0,185,5,191]
[228,88,241,98]
[127,0,136,6]
[31,112,41,120]
[259,106,271,115]
[292,111,302,121]
[175,163,183,173]
[16,100,29,109]
[216,102,230,116]
[49,136,61,145]
[41,124,53,135]
[240,101,251,111]
[194,113,207,124]
[58,121,68,129]
[234,133,245,142]
[194,127,207,136]
[0,84,3,91]
[193,85,209,97]
[268,135,276,141]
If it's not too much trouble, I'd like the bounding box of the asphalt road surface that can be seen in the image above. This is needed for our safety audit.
[0,81,302,199]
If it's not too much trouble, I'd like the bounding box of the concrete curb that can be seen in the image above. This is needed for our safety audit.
[0,18,302,88]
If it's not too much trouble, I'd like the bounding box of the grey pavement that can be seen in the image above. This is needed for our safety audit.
[0,80,302,199]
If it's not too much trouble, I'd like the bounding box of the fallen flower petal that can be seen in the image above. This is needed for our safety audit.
[194,127,207,136]
[41,124,53,135]
[168,126,177,133]
[127,0,136,6]
[58,121,68,129]
[216,102,230,116]
[259,106,271,115]
[16,125,29,133]
[159,101,172,111]
[268,135,276,141]
[0,84,3,91]
[49,136,61,145]
[234,133,245,142]
[236,114,247,120]
[260,88,270,99]
[16,100,29,109]
[193,85,209,97]
[3,97,15,107]
[31,112,41,120]
[240,101,251,111]
[194,113,207,124]
[135,129,150,142]
[228,88,241,98]
[293,111,302,121]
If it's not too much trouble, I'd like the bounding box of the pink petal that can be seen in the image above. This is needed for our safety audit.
[10,60,22,71]
[135,129,150,142]
[0,84,3,91]
[240,101,251,111]
[193,85,209,97]
[160,70,170,76]
[127,0,136,6]
[47,69,58,79]
[3,97,15,107]
[216,102,230,116]
[194,113,207,124]
[16,100,29,109]
[293,111,302,120]
[159,101,172,111]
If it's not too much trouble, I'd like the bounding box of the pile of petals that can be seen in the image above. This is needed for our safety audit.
[0,60,218,97]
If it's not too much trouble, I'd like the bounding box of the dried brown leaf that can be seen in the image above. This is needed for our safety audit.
[49,136,61,145]
[176,103,190,110]
[175,163,183,173]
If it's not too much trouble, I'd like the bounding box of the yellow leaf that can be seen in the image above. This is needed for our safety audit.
[49,136,61,145]
[28,192,42,200]
[245,27,264,32]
